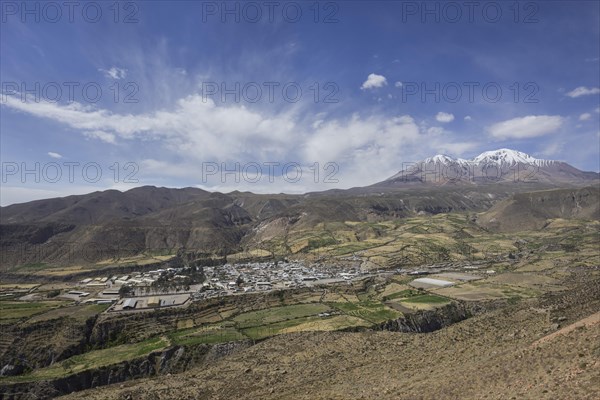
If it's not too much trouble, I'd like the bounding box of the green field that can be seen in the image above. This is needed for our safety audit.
[0,300,69,322]
[232,303,332,329]
[330,301,401,323]
[26,303,110,323]
[383,289,421,301]
[0,336,170,383]
[170,324,246,345]
[169,302,381,342]
[11,263,49,272]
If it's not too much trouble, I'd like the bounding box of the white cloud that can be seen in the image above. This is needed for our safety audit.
[47,151,62,159]
[84,130,117,144]
[99,67,127,80]
[138,159,200,180]
[566,86,600,98]
[427,126,446,135]
[579,113,592,121]
[539,142,563,157]
[1,94,297,160]
[303,114,420,163]
[435,112,455,123]
[487,115,564,139]
[2,93,418,187]
[0,91,489,195]
[464,116,472,121]
[394,81,403,88]
[312,119,324,129]
[434,142,478,156]
[361,73,387,90]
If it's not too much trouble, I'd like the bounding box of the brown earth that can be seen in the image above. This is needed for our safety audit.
[59,276,600,400]
[532,312,600,347]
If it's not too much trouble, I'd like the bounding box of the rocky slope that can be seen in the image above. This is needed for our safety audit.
[56,274,600,400]
[0,341,253,400]
[1,149,597,269]
[380,149,599,186]
[478,186,600,232]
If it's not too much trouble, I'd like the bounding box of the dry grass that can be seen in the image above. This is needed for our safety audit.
[58,290,600,400]
[280,315,371,334]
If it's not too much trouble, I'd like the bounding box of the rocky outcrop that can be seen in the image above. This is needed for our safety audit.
[1,315,97,372]
[0,341,252,400]
[1,288,311,378]
[478,186,599,232]
[380,302,490,333]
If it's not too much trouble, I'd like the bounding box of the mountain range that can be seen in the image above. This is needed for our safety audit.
[1,149,598,269]
[380,148,598,187]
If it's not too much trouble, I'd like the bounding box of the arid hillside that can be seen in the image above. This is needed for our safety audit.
[59,272,600,400]
[478,186,600,232]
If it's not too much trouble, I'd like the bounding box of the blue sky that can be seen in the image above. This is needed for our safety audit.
[1,0,599,205]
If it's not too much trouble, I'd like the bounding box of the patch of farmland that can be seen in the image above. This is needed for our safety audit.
[330,301,401,324]
[233,303,332,329]
[377,283,411,300]
[0,300,70,323]
[170,323,245,345]
[279,315,371,334]
[433,282,539,301]
[0,336,169,383]
[487,272,564,291]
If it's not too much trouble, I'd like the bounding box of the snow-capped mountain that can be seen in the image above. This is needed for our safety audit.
[423,154,471,166]
[421,149,554,167]
[472,149,557,167]
[382,149,599,186]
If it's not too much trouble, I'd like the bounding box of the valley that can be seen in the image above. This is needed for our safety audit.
[0,151,598,399]
[1,200,598,398]
[2,0,598,395]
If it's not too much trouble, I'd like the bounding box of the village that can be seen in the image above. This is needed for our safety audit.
[49,256,499,313]
[58,260,372,312]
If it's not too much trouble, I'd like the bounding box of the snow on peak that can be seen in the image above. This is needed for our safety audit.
[388,148,561,182]
[472,149,537,165]
[424,154,453,163]
[414,149,557,168]
[424,154,470,165]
